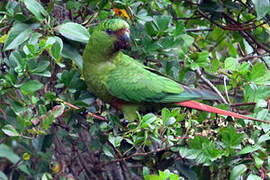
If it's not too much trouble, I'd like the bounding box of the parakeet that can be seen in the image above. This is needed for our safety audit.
[83,19,258,122]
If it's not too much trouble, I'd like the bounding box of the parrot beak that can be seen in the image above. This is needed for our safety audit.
[114,28,131,51]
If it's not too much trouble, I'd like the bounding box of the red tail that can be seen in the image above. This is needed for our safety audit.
[176,100,258,121]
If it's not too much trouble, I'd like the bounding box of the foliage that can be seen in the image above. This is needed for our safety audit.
[0,0,270,179]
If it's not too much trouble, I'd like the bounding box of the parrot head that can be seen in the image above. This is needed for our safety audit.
[95,19,131,52]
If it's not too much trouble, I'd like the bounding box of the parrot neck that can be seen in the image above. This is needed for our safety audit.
[84,31,119,63]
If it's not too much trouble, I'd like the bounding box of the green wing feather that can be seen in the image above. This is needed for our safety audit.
[106,53,219,103]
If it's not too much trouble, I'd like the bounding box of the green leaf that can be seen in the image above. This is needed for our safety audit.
[3,23,32,51]
[51,104,65,118]
[62,43,83,70]
[252,0,270,18]
[153,15,172,32]
[0,144,30,174]
[20,80,43,94]
[46,36,63,61]
[57,22,90,43]
[23,0,48,21]
[239,62,250,75]
[103,145,114,158]
[196,51,210,68]
[179,34,194,54]
[161,108,170,124]
[141,113,156,129]
[2,124,20,137]
[0,171,8,180]
[258,134,270,144]
[247,174,262,180]
[249,63,266,82]
[109,135,123,148]
[229,164,247,180]
[31,61,50,73]
[228,42,237,57]
[159,169,171,180]
[143,166,150,177]
[238,144,261,155]
[256,109,268,120]
[254,156,264,168]
[42,173,53,180]
[224,57,239,71]
[41,114,55,130]
[51,41,62,60]
[219,127,243,147]
[174,21,185,36]
[165,117,176,125]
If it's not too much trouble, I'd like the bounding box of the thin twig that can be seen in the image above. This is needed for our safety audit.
[223,76,231,104]
[230,102,256,107]
[75,148,99,180]
[196,68,228,104]
[0,136,7,145]
[56,98,107,121]
[98,137,186,167]
[186,28,213,32]
[0,108,6,116]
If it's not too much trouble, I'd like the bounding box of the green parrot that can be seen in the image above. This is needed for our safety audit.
[83,19,258,122]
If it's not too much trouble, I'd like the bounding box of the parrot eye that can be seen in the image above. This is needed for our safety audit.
[106,29,113,35]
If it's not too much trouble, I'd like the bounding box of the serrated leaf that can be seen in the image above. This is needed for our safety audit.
[153,15,172,32]
[3,23,32,51]
[57,22,90,43]
[225,57,239,71]
[249,63,266,82]
[219,127,243,147]
[23,0,48,21]
[229,164,247,180]
[174,21,185,36]
[2,124,20,137]
[239,62,250,75]
[20,80,43,94]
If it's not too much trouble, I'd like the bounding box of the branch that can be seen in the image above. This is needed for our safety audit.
[186,28,213,32]
[196,68,228,104]
[55,98,107,121]
[230,102,256,107]
[98,137,186,167]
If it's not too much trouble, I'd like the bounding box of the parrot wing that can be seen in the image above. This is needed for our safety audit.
[106,55,219,103]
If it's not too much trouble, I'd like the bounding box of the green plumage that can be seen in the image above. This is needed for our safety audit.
[83,19,219,121]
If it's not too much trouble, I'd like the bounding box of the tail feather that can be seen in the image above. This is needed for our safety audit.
[182,86,220,101]
[176,100,259,121]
